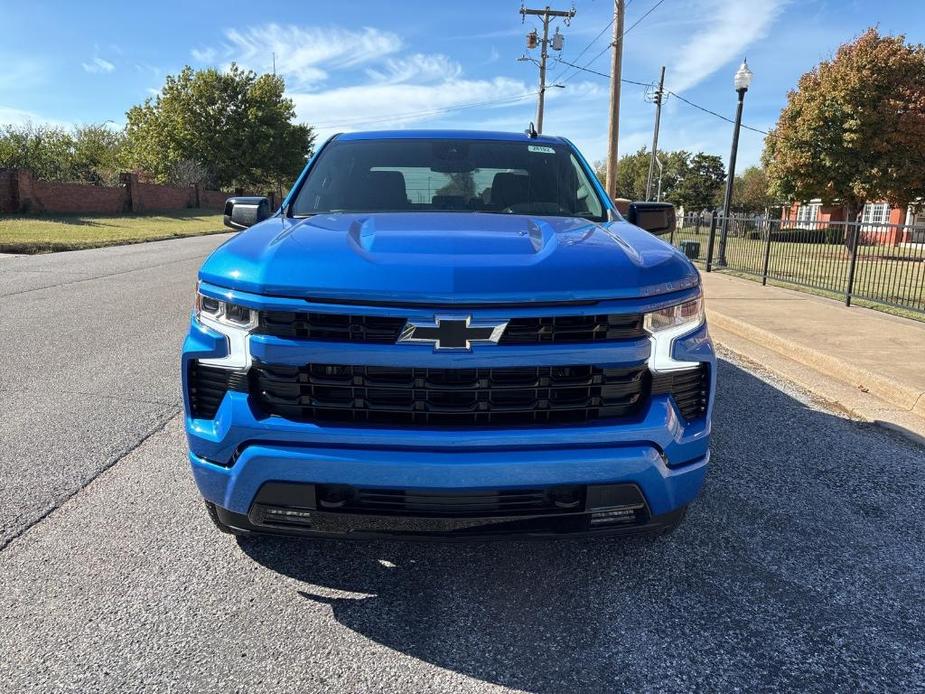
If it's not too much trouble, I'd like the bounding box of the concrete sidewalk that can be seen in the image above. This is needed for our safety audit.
[701,272,925,438]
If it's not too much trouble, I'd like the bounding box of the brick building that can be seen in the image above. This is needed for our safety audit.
[783,199,925,245]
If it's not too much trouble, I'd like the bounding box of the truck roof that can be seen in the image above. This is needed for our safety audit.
[335,129,566,144]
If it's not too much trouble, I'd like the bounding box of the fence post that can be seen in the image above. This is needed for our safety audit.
[669,218,676,245]
[705,210,718,272]
[761,219,773,286]
[844,223,861,307]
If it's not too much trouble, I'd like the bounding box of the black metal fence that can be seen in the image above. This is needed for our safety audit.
[670,212,925,317]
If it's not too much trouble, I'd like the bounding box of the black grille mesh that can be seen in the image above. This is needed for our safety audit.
[251,363,648,426]
[258,311,406,343]
[651,365,709,420]
[256,311,645,344]
[187,362,248,419]
[321,485,571,517]
[499,314,644,344]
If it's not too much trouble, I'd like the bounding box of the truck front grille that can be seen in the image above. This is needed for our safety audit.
[318,485,578,517]
[258,311,407,343]
[255,311,645,344]
[499,314,644,343]
[251,363,648,426]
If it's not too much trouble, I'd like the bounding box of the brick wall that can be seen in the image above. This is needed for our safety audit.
[30,179,127,214]
[199,189,232,210]
[0,168,240,215]
[135,182,193,212]
[0,169,12,212]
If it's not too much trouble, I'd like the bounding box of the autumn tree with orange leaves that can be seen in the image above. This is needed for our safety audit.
[763,29,925,222]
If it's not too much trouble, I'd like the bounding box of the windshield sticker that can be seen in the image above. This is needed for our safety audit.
[528,145,555,154]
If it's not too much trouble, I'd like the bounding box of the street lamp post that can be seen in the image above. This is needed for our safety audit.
[716,59,753,268]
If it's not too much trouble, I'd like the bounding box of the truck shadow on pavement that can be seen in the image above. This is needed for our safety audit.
[238,360,925,692]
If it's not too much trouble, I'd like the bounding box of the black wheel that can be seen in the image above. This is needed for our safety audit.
[204,502,247,536]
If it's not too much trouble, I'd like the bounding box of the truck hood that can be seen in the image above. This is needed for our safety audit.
[199,212,699,304]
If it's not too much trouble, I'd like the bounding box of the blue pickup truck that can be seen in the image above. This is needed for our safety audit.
[182,130,714,539]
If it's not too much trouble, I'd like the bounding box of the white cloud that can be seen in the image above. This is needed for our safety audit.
[82,57,115,74]
[191,47,217,63]
[366,53,462,84]
[202,24,403,86]
[190,22,548,141]
[668,0,788,93]
[0,106,70,129]
[293,76,535,140]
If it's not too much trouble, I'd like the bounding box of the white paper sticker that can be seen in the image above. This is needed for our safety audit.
[528,145,555,154]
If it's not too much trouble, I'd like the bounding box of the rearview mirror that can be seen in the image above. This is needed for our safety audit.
[224,196,270,230]
[626,201,676,236]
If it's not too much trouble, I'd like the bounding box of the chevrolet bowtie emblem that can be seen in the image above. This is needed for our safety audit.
[398,316,508,350]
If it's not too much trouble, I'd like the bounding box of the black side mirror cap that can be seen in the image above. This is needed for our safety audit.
[626,201,676,236]
[224,196,270,230]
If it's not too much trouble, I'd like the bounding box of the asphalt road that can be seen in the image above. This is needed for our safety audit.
[1,238,924,692]
[0,235,234,548]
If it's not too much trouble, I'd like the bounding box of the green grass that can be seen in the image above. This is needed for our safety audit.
[0,209,228,254]
[673,226,925,322]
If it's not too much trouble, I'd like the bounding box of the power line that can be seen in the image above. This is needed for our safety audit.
[554,58,651,86]
[558,0,667,86]
[553,58,770,135]
[548,16,614,83]
[667,90,769,135]
[549,0,636,83]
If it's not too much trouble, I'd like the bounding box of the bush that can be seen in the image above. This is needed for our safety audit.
[0,122,124,185]
[772,226,845,244]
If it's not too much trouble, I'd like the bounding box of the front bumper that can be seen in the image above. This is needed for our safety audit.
[211,500,691,540]
[192,443,708,519]
[182,286,715,538]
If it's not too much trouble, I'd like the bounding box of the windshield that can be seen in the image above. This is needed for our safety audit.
[290,138,606,221]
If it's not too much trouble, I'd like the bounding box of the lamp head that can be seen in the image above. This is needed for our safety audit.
[734,59,753,91]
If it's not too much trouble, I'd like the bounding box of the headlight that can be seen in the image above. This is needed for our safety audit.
[644,295,704,373]
[644,296,703,334]
[194,286,258,330]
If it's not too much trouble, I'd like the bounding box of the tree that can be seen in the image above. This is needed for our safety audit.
[436,172,475,199]
[720,165,775,214]
[72,124,124,185]
[763,28,925,221]
[124,65,315,190]
[595,148,690,203]
[0,123,75,181]
[0,122,124,185]
[672,153,725,211]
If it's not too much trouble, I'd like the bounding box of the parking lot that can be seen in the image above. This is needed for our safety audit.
[1,237,923,692]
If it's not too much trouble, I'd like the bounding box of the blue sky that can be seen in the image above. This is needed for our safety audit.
[1,0,923,169]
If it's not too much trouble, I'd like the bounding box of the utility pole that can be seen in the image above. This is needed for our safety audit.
[605,0,625,201]
[520,4,575,134]
[645,65,666,201]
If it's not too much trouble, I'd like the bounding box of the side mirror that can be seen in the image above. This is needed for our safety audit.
[224,196,270,230]
[626,201,676,236]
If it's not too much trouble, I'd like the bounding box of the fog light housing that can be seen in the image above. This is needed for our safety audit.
[589,508,637,526]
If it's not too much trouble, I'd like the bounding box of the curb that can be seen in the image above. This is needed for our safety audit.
[706,308,925,419]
